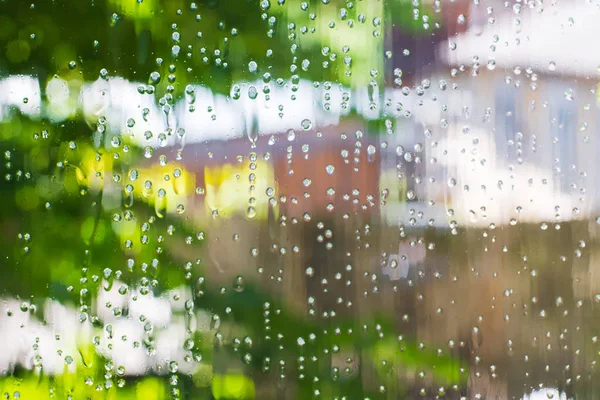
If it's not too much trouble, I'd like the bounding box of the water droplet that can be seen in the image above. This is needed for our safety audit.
[248,86,258,99]
[248,61,258,73]
[144,146,154,158]
[260,0,270,10]
[149,71,161,84]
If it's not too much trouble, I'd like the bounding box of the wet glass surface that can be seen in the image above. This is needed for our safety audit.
[0,0,599,399]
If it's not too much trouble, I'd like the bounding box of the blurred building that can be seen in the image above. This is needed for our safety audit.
[376,0,600,229]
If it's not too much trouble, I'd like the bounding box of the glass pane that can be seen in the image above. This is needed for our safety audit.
[0,0,596,399]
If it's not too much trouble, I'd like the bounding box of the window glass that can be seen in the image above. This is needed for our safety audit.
[0,1,597,399]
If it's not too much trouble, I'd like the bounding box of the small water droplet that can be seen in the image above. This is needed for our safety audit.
[248,60,258,73]
[248,86,258,99]
[301,119,312,130]
[144,146,154,158]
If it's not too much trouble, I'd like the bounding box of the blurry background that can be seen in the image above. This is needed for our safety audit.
[0,0,599,399]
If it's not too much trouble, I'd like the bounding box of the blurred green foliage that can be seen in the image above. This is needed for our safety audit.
[0,0,465,399]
